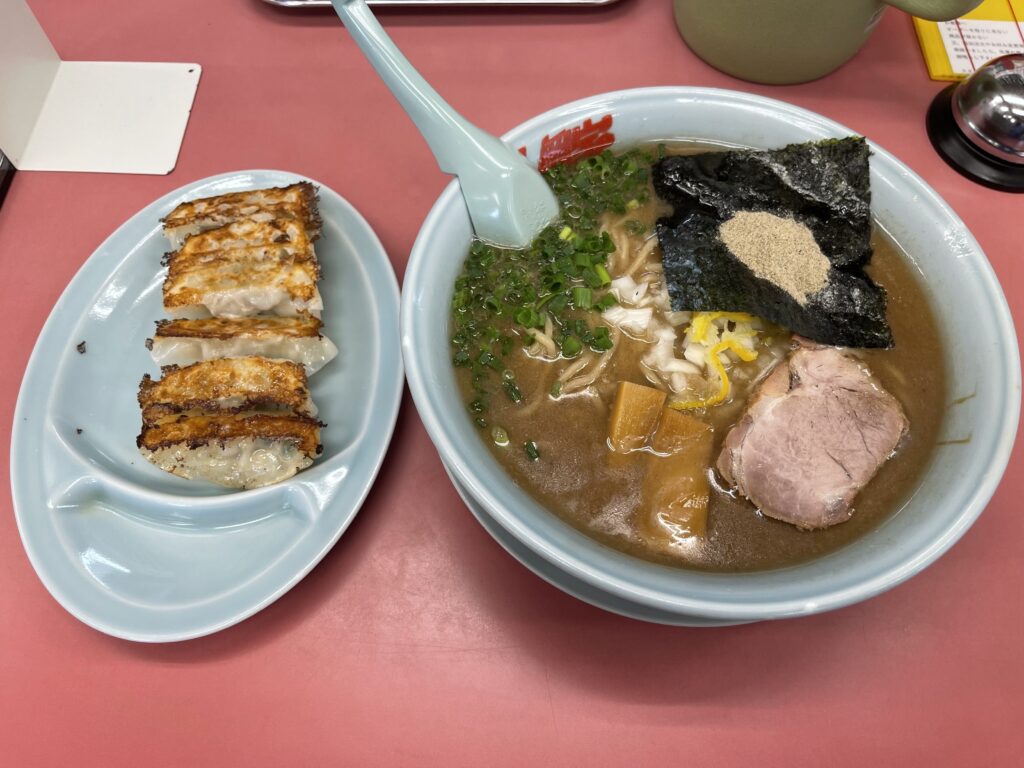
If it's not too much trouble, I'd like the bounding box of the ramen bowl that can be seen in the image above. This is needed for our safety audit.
[401,87,1020,623]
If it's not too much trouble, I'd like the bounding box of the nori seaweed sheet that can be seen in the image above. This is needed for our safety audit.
[653,137,893,348]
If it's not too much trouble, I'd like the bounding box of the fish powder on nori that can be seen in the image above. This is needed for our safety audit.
[653,137,893,348]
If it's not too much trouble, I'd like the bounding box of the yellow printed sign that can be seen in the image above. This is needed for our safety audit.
[914,0,1024,80]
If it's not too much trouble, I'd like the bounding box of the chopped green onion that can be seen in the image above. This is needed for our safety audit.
[514,307,541,328]
[545,275,566,292]
[524,441,540,461]
[582,267,604,289]
[477,351,503,371]
[536,293,556,309]
[548,294,569,313]
[571,286,593,310]
[502,379,523,403]
[590,325,614,351]
[550,381,563,397]
[561,335,583,358]
[451,146,657,420]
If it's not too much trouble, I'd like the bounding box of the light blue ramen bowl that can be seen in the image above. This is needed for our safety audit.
[401,87,1020,623]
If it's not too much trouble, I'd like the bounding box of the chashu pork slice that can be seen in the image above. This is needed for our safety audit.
[162,182,321,248]
[716,339,908,529]
[162,242,322,318]
[138,410,323,490]
[138,357,317,423]
[148,313,337,375]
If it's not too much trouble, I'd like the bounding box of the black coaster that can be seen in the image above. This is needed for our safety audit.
[926,84,1024,193]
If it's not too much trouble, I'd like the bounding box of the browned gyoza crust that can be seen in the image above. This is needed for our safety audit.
[138,412,322,456]
[165,240,318,278]
[172,218,312,258]
[161,243,320,310]
[138,357,312,423]
[162,182,321,241]
[151,313,324,342]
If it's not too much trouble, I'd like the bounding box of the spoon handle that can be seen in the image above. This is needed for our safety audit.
[329,0,484,175]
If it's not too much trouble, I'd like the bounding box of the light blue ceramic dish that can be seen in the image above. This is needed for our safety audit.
[12,170,404,641]
[402,87,1021,623]
[442,462,746,627]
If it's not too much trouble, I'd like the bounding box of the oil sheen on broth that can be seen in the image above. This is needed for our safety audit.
[450,144,946,573]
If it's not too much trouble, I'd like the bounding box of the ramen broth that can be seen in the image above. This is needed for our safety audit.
[451,146,946,573]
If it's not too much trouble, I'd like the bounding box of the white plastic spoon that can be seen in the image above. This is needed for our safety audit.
[329,0,560,249]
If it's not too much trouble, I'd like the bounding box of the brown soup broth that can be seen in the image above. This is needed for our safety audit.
[451,148,946,573]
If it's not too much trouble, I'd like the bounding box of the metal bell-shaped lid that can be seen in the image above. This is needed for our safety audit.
[927,53,1024,191]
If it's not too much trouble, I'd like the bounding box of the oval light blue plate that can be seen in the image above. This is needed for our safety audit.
[11,170,403,642]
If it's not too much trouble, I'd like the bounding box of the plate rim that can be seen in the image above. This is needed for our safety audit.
[11,168,404,642]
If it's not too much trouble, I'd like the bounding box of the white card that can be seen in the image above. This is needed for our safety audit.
[0,0,200,175]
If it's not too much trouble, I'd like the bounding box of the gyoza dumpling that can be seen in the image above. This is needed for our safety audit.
[162,182,320,249]
[162,241,322,319]
[147,314,338,376]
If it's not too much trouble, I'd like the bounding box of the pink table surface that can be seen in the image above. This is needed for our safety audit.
[2,1,1022,765]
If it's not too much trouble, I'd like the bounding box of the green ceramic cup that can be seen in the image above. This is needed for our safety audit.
[673,0,984,84]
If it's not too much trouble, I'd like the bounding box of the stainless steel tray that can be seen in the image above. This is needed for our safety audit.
[263,0,620,7]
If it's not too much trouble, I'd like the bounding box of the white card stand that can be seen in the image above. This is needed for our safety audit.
[0,0,200,174]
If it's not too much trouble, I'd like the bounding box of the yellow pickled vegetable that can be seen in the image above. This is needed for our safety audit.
[688,311,757,345]
[669,339,758,411]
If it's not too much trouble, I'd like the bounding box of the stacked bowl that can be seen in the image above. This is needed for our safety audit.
[402,87,1020,625]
